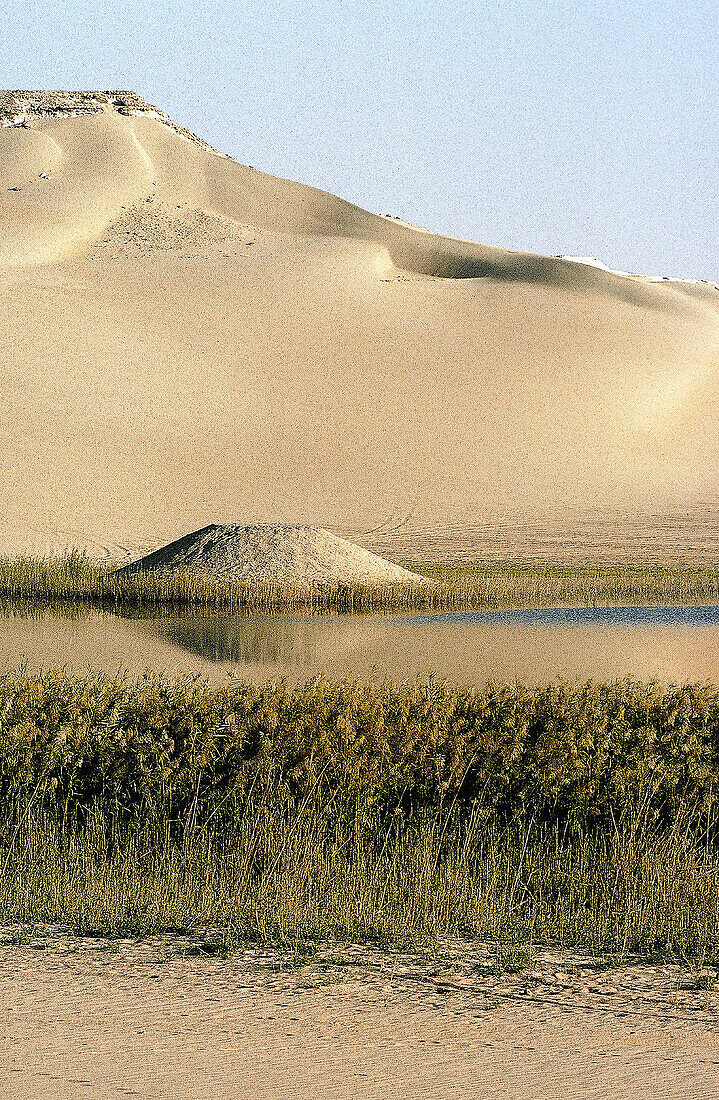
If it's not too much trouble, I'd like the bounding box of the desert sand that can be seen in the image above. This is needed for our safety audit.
[1,931,717,1099]
[1,91,719,563]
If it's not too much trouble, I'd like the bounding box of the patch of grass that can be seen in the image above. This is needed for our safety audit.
[1,553,719,612]
[490,944,536,975]
[0,670,718,957]
[188,929,244,958]
[403,561,719,609]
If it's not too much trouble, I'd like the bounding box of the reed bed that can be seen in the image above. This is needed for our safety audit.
[2,552,719,610]
[1,671,718,956]
[407,561,719,608]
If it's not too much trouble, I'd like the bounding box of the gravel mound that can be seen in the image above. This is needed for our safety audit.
[117,525,427,586]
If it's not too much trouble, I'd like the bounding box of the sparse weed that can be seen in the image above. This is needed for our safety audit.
[9,924,33,946]
[682,971,717,991]
[593,952,629,970]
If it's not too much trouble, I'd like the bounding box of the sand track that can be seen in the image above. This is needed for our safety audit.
[1,92,719,560]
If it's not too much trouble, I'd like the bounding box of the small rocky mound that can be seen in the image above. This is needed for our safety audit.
[116,525,427,586]
[0,90,225,155]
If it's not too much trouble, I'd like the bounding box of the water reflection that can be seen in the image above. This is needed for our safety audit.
[2,601,719,685]
[151,612,305,665]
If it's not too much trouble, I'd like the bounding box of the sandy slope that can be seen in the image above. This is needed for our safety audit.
[1,92,718,561]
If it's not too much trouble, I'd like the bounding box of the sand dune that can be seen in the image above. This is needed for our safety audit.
[1,91,718,561]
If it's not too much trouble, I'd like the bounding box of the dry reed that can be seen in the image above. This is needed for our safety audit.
[1,552,719,611]
[0,671,718,956]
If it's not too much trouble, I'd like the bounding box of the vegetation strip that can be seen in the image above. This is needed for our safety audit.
[0,671,718,957]
[2,553,719,610]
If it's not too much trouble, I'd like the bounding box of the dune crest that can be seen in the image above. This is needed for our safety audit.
[1,91,718,561]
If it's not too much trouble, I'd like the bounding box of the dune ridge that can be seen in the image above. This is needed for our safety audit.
[1,91,718,561]
[0,90,227,155]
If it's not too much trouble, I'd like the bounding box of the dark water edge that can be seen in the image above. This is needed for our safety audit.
[395,604,719,626]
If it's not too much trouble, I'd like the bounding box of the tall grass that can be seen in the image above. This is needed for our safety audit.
[1,671,718,956]
[408,561,719,608]
[2,552,719,610]
[3,813,717,956]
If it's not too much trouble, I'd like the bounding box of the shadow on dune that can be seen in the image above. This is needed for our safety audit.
[384,235,695,312]
[201,140,700,308]
[286,195,701,311]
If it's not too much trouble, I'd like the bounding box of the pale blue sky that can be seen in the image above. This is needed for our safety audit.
[3,0,717,280]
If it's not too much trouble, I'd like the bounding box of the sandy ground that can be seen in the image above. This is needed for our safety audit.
[1,94,719,563]
[0,931,717,1099]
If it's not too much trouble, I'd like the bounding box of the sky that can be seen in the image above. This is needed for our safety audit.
[3,0,717,281]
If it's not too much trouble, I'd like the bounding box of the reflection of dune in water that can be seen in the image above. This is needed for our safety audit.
[4,603,719,686]
[0,603,213,679]
[146,612,315,666]
[128,607,719,687]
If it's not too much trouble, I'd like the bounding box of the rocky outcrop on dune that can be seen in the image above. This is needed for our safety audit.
[117,525,428,586]
[0,90,226,155]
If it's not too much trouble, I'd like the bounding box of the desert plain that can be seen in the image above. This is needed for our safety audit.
[2,931,718,1100]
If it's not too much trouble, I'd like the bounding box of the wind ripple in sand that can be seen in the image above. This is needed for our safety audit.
[0,933,716,1099]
